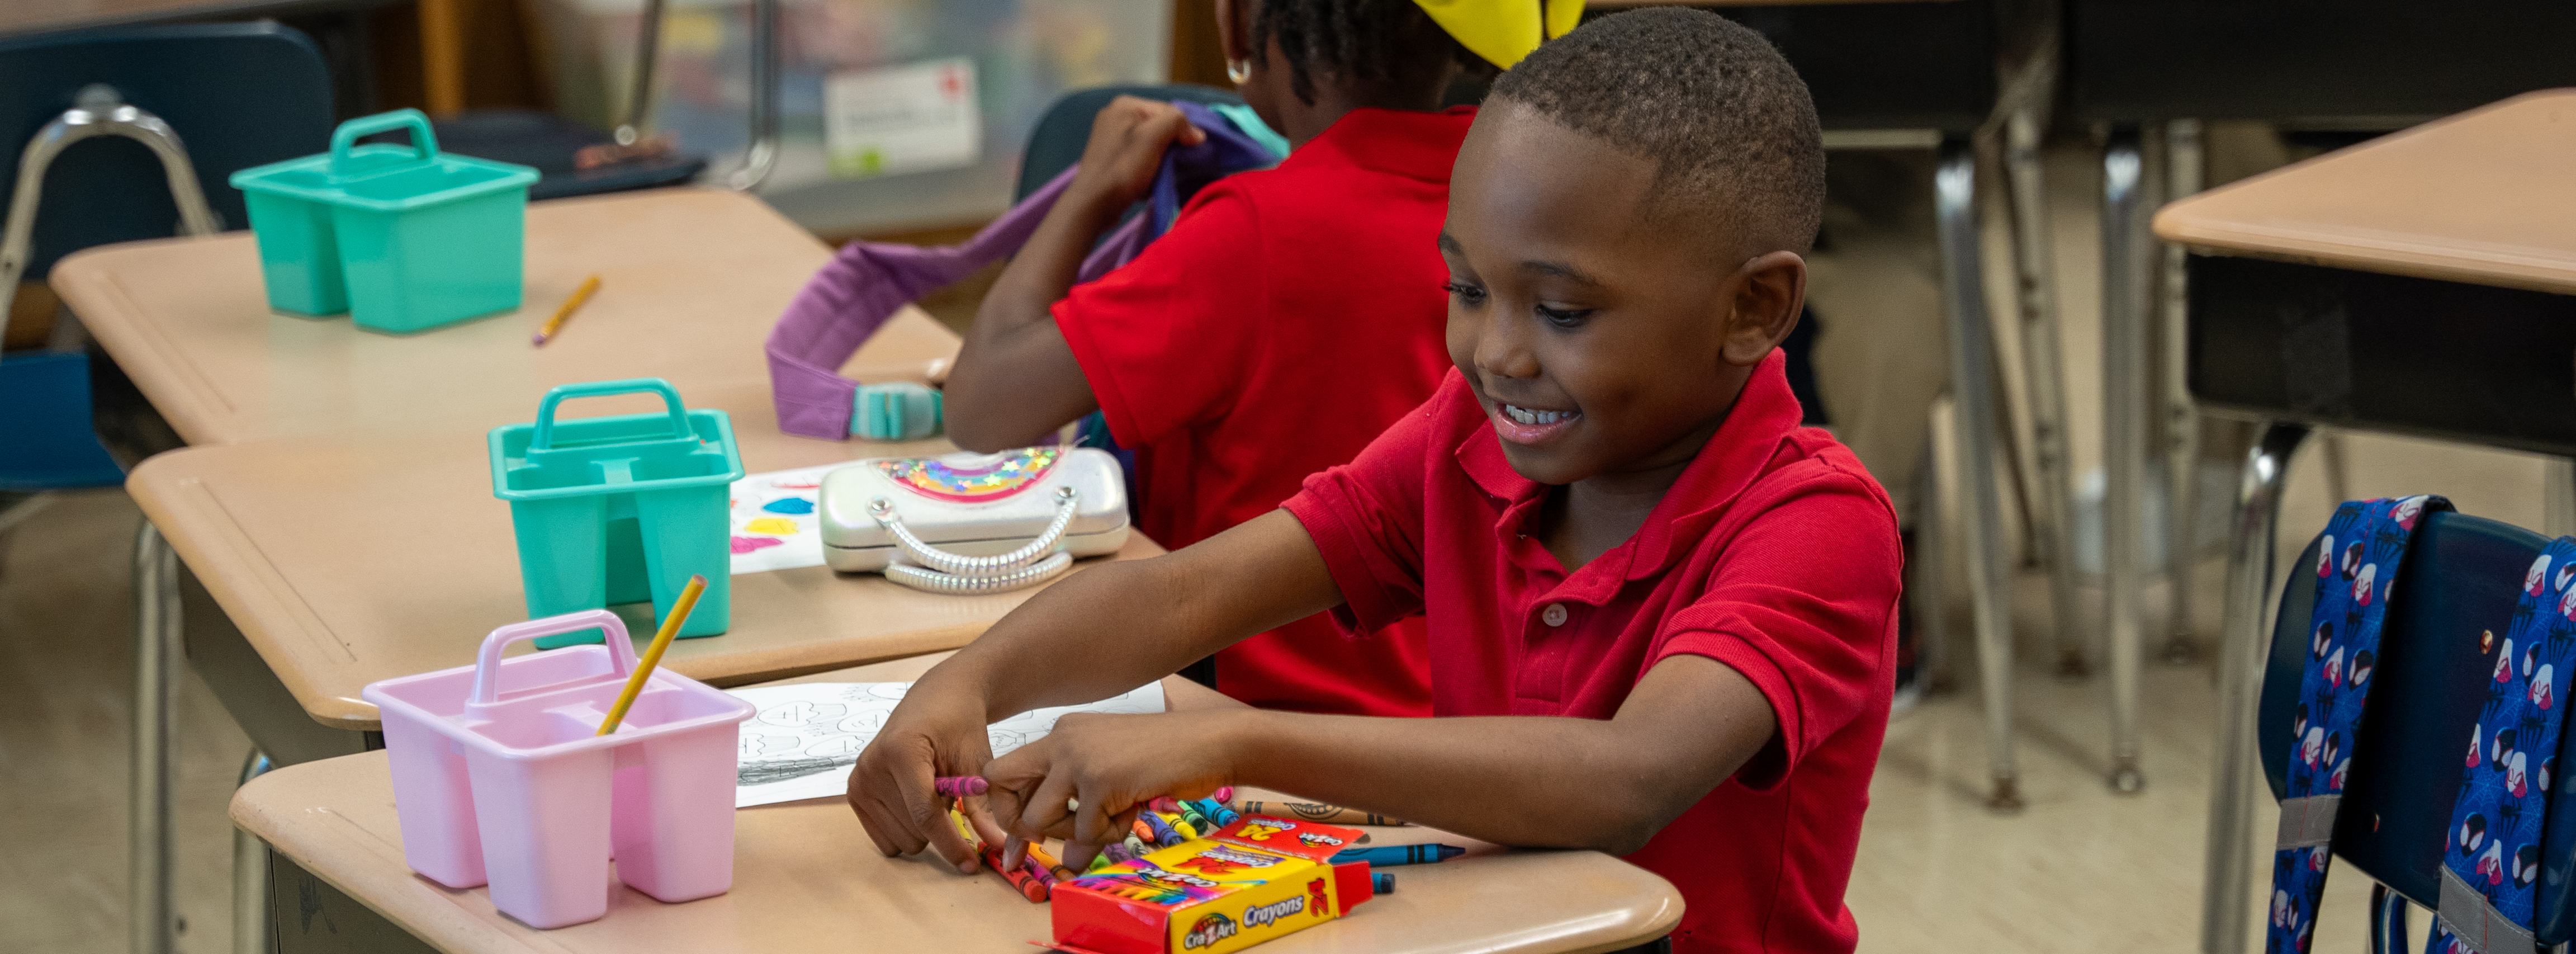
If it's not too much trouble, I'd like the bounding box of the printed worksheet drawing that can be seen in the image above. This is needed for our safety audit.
[727,681,1166,807]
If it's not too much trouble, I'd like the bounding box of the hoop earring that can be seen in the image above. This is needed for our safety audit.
[1225,59,1251,84]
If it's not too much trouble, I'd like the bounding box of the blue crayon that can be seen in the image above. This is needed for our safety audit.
[1193,798,1240,827]
[1373,872,1395,894]
[1331,843,1464,867]
[1143,811,1186,847]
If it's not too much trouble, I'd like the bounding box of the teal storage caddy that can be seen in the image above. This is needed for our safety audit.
[231,109,538,334]
[490,379,741,649]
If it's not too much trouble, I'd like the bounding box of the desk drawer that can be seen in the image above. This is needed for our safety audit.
[2187,254,2576,457]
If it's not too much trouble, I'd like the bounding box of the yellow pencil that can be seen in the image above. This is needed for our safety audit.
[595,573,707,735]
[531,274,601,346]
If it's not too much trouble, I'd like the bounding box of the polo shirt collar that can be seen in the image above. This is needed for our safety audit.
[1456,351,1806,588]
[1284,106,1477,185]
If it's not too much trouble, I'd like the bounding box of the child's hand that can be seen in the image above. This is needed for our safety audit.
[846,688,1006,873]
[982,710,1243,866]
[1068,96,1206,211]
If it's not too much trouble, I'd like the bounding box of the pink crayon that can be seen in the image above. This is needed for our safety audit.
[935,776,988,798]
[1212,786,1235,804]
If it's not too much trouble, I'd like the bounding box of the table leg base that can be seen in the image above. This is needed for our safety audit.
[2111,759,2145,795]
[1986,777,2026,814]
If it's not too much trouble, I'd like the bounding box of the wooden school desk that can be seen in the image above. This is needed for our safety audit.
[54,187,950,446]
[235,653,1686,954]
[63,185,1008,954]
[2156,89,2576,954]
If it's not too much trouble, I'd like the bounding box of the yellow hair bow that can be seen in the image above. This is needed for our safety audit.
[1415,0,1584,69]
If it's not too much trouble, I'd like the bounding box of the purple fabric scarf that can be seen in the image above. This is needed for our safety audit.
[765,100,1274,440]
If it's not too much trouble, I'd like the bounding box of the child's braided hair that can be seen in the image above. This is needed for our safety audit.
[1254,0,1485,105]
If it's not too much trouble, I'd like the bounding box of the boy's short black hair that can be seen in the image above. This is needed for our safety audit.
[1489,8,1825,256]
[1257,0,1483,106]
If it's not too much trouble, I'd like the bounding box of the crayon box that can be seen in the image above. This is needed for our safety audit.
[1050,815,1376,954]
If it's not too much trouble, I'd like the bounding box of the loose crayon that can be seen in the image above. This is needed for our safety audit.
[1235,799,1410,827]
[1175,801,1215,833]
[1212,786,1235,804]
[1331,843,1465,867]
[1373,872,1395,894]
[1165,813,1199,840]
[1192,797,1240,827]
[1124,832,1152,858]
[1021,852,1061,891]
[1148,796,1183,814]
[1024,840,1072,877]
[946,809,984,850]
[1131,819,1158,843]
[983,846,1049,902]
[934,776,988,798]
[1143,811,1185,847]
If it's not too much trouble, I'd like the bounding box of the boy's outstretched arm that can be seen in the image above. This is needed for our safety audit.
[944,97,1203,452]
[983,654,1777,861]
[846,510,1339,871]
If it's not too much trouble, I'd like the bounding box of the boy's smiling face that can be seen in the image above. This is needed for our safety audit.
[1439,102,1808,489]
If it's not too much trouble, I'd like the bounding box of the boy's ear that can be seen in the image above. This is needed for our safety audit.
[1720,251,1807,367]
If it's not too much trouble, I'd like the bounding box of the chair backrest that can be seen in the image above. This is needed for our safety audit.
[2258,509,2576,939]
[0,22,333,279]
[1014,84,1249,203]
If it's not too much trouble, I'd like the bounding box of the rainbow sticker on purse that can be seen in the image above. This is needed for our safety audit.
[819,447,1129,593]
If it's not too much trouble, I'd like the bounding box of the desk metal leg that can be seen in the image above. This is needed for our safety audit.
[2199,423,2305,954]
[2161,119,2206,664]
[2002,108,2087,681]
[1934,136,2021,813]
[2103,129,2152,794]
[235,749,273,954]
[132,520,181,954]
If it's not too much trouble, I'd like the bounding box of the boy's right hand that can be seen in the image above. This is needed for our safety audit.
[846,688,1004,873]
[1068,95,1206,211]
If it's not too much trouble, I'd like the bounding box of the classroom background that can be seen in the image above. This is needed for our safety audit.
[5,1,2573,953]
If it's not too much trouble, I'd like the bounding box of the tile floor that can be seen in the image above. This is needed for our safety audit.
[0,133,2554,953]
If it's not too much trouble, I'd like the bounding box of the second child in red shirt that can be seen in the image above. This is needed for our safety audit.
[854,11,1898,953]
[938,0,1495,717]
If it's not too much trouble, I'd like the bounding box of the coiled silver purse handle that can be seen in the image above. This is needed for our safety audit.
[869,486,1081,594]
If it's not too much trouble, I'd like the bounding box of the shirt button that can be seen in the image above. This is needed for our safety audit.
[1542,603,1569,627]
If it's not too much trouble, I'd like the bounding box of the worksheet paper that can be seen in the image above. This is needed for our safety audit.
[728,462,853,575]
[727,681,1166,807]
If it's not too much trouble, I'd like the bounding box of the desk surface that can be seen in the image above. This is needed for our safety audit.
[56,187,945,446]
[2156,89,2576,294]
[126,415,1162,731]
[231,653,1685,954]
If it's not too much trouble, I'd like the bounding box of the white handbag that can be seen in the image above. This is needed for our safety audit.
[819,446,1129,593]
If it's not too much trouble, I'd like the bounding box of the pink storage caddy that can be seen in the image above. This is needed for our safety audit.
[361,610,755,928]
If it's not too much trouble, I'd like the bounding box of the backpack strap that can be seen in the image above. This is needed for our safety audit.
[2428,534,2576,954]
[2269,495,2450,953]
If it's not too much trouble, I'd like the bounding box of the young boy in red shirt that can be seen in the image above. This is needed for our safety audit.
[853,11,1898,952]
[937,0,1517,718]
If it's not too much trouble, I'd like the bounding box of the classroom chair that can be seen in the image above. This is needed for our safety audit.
[2246,509,2576,950]
[0,22,335,954]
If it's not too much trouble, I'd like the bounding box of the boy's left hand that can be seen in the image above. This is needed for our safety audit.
[983,710,1245,866]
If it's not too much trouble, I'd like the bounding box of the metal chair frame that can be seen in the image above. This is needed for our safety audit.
[0,82,237,954]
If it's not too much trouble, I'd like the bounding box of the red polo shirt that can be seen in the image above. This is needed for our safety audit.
[1053,107,1474,718]
[1282,354,1901,953]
